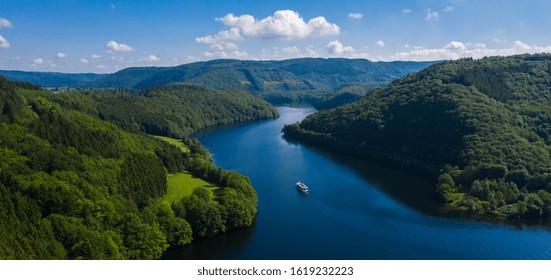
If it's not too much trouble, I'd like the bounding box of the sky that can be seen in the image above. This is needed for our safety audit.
[0,0,550,73]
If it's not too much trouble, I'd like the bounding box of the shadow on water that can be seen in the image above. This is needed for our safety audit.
[162,221,256,260]
[282,136,551,231]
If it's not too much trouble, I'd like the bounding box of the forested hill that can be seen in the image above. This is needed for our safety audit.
[49,84,278,138]
[87,58,435,94]
[0,59,434,107]
[283,54,551,219]
[0,76,260,259]
[0,70,106,87]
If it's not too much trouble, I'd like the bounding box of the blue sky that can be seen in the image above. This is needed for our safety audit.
[0,0,550,73]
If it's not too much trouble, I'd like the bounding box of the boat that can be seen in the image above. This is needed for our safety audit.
[296,181,309,193]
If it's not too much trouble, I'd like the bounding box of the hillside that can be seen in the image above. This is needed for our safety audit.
[49,84,278,138]
[88,58,434,95]
[0,70,106,87]
[283,54,551,219]
[0,76,259,259]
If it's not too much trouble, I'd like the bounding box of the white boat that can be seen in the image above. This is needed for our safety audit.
[296,181,309,193]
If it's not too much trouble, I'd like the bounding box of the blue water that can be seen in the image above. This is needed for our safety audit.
[167,107,551,259]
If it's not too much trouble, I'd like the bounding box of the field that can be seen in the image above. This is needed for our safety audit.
[153,135,189,153]
[164,172,217,204]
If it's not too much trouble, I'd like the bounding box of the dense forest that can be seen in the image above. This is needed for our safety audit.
[0,76,259,259]
[284,54,551,219]
[48,84,278,138]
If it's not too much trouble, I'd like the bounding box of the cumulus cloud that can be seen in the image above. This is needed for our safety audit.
[212,10,340,40]
[375,40,385,47]
[348,13,363,20]
[56,52,67,59]
[33,58,44,65]
[91,54,102,59]
[196,10,339,60]
[326,40,354,55]
[196,28,243,44]
[0,35,9,48]
[443,6,454,12]
[387,40,551,61]
[426,10,439,21]
[203,50,248,59]
[402,9,412,14]
[141,54,160,63]
[106,40,134,52]
[80,58,89,64]
[444,41,466,51]
[255,45,322,60]
[0,17,13,29]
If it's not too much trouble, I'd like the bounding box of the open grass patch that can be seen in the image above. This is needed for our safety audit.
[153,135,189,153]
[164,171,217,204]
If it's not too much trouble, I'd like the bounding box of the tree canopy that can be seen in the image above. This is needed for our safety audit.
[0,76,259,259]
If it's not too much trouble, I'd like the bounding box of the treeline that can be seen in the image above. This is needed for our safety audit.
[0,76,257,259]
[283,54,551,219]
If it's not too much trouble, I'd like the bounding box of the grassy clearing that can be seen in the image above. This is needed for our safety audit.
[164,171,217,204]
[153,135,189,153]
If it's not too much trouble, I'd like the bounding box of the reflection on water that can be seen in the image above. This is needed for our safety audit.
[163,222,256,260]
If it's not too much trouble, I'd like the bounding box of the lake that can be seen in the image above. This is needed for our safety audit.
[165,107,551,259]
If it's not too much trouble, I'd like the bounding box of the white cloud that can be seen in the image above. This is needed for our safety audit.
[348,13,363,20]
[196,27,243,44]
[141,54,160,63]
[326,40,354,55]
[106,40,134,52]
[445,41,466,51]
[387,40,551,61]
[375,40,385,47]
[203,50,248,59]
[443,6,454,12]
[513,40,531,51]
[91,54,102,59]
[33,58,44,65]
[97,65,106,69]
[402,9,412,14]
[202,10,340,41]
[0,35,9,48]
[426,10,440,21]
[0,17,13,29]
[56,52,67,59]
[196,10,339,60]
[80,58,89,64]
[208,42,239,51]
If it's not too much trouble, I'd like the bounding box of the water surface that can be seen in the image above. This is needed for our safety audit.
[166,107,551,259]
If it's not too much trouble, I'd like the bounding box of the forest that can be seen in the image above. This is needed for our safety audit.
[284,54,551,219]
[0,76,261,259]
[48,84,278,138]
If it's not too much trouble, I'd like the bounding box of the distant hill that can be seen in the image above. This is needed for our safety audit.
[87,58,435,94]
[0,70,106,87]
[51,84,278,137]
[1,58,435,106]
[283,54,551,219]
